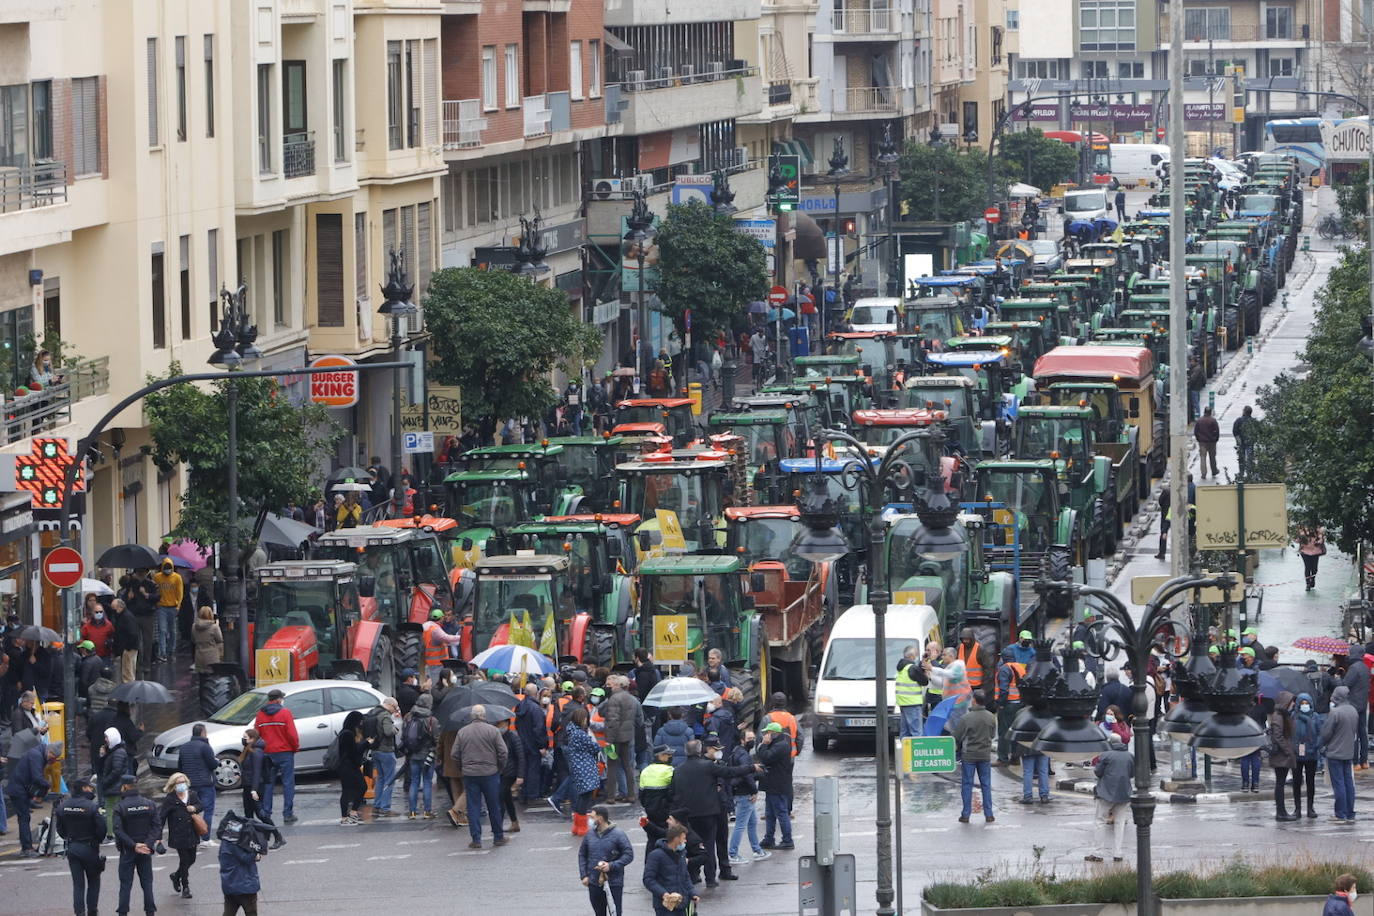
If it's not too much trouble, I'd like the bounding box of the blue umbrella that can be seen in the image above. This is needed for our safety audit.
[469,643,557,676]
[767,307,796,322]
[748,300,768,314]
[923,696,958,736]
[163,554,195,570]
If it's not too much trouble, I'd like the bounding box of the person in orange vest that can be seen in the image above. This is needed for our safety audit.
[421,609,462,683]
[956,627,992,694]
[993,646,1026,766]
[760,693,802,757]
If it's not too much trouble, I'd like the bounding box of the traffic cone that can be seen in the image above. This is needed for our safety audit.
[571,812,589,836]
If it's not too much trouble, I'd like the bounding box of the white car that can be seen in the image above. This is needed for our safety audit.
[149,680,385,790]
[847,297,901,333]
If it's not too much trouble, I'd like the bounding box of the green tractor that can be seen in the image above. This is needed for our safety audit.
[973,459,1082,617]
[901,375,990,456]
[615,457,730,552]
[544,435,626,512]
[1186,245,1258,346]
[999,297,1081,346]
[705,410,797,503]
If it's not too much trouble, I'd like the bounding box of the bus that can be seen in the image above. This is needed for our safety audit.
[1262,117,1330,176]
[1044,130,1113,186]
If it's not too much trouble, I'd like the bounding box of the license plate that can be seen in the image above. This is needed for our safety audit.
[845,717,876,728]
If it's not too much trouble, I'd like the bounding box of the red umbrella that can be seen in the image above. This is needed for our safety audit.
[1291,636,1357,656]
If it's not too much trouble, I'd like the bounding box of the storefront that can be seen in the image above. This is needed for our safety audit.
[0,494,37,625]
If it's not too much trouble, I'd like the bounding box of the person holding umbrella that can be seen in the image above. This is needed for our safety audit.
[578,803,634,916]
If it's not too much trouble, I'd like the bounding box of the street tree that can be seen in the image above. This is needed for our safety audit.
[1335,163,1368,231]
[424,266,602,430]
[899,142,988,222]
[654,200,768,349]
[998,129,1080,192]
[145,365,341,550]
[1251,248,1374,554]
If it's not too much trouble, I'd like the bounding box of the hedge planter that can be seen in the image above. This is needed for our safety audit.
[921,897,1330,916]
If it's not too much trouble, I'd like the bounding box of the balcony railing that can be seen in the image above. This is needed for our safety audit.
[442,99,488,149]
[619,64,758,93]
[283,131,315,179]
[2,356,110,445]
[840,86,898,114]
[0,160,67,214]
[1172,24,1306,43]
[524,94,552,138]
[834,4,899,35]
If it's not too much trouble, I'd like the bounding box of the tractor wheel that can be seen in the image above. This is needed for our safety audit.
[392,630,422,689]
[1241,292,1261,335]
[1087,499,1107,560]
[1222,306,1242,349]
[732,667,762,733]
[1150,419,1167,479]
[1260,269,1276,305]
[806,616,828,681]
[1040,546,1075,618]
[1102,500,1120,556]
[582,626,616,668]
[368,635,396,693]
[198,674,238,719]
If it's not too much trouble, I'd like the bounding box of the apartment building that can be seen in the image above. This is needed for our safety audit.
[956,0,1009,148]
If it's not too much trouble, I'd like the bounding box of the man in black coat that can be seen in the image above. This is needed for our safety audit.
[5,740,60,856]
[1095,666,1134,720]
[177,722,220,833]
[669,739,758,887]
[758,723,795,848]
[513,683,546,803]
[1340,651,1371,768]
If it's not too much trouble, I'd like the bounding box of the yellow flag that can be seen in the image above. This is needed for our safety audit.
[539,609,557,657]
[1111,226,1125,243]
[514,609,535,648]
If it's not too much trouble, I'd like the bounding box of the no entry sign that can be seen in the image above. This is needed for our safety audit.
[984,206,1002,224]
[768,285,789,305]
[43,546,84,589]
[309,355,359,408]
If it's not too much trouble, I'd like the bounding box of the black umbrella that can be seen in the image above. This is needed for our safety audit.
[97,544,161,569]
[259,513,320,549]
[435,682,516,727]
[16,624,61,643]
[1257,666,1312,699]
[327,466,373,486]
[442,704,517,730]
[110,680,174,704]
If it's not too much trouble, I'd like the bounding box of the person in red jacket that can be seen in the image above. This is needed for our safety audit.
[253,689,300,825]
[80,595,116,658]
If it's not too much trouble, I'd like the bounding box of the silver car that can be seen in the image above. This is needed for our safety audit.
[148,680,385,790]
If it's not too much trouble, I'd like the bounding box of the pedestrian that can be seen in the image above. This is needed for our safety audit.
[1084,733,1132,862]
[396,669,420,716]
[1021,744,1052,805]
[1293,692,1323,818]
[176,722,219,839]
[1339,647,1370,769]
[631,648,660,703]
[151,557,183,663]
[994,646,1026,765]
[951,692,997,824]
[705,689,739,756]
[76,640,104,700]
[55,774,106,916]
[1232,405,1259,476]
[81,596,115,658]
[420,608,462,683]
[110,598,139,684]
[1323,874,1359,916]
[1114,188,1127,221]
[514,683,548,805]
[602,673,642,804]
[1266,691,1299,821]
[1194,406,1220,478]
[159,771,205,899]
[120,570,157,677]
[219,820,263,916]
[450,704,509,849]
[237,728,285,848]
[5,740,60,856]
[113,770,160,916]
[191,606,222,705]
[653,706,693,768]
[1321,685,1359,822]
[1100,705,1131,748]
[402,693,438,819]
[253,687,299,824]
[578,803,634,916]
[562,705,603,837]
[726,728,770,865]
[439,719,469,829]
[1095,667,1134,720]
[97,725,131,837]
[366,697,401,817]
[643,823,699,916]
[895,646,929,743]
[498,715,525,834]
[1297,526,1327,593]
[757,721,795,850]
[336,709,369,825]
[670,739,755,886]
[760,692,803,756]
[1155,485,1171,560]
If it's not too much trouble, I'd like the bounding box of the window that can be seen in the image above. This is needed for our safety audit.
[43,278,59,339]
[1117,61,1144,79]
[179,235,191,340]
[1187,58,1212,77]
[332,60,347,163]
[283,689,327,720]
[147,38,159,146]
[481,46,497,111]
[406,40,421,147]
[272,229,287,327]
[1268,57,1294,77]
[1081,0,1136,50]
[570,41,583,100]
[30,81,51,160]
[207,228,219,333]
[175,36,186,141]
[1006,8,1019,29]
[1017,60,1064,80]
[962,101,979,142]
[417,200,432,301]
[991,26,1003,65]
[1184,8,1230,41]
[151,248,166,350]
[283,61,307,136]
[387,41,403,149]
[505,44,519,109]
[1081,61,1109,79]
[326,687,377,715]
[257,64,272,172]
[317,214,344,327]
[589,40,602,97]
[1265,6,1292,39]
[204,35,215,138]
[354,211,367,303]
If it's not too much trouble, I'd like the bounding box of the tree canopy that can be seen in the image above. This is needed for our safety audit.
[1251,247,1374,554]
[424,267,602,425]
[898,142,990,222]
[998,129,1081,192]
[654,200,768,347]
[145,366,341,550]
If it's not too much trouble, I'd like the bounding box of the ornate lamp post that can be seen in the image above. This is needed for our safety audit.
[623,191,656,390]
[512,209,550,280]
[378,251,417,518]
[876,122,902,297]
[824,138,851,342]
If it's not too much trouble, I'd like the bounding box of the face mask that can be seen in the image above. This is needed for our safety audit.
[1105,715,1117,724]
[675,842,687,853]
[1350,890,1359,903]
[94,613,104,621]
[541,697,551,706]
[1300,704,1312,713]
[1020,640,1030,647]
[176,784,189,797]
[591,696,602,705]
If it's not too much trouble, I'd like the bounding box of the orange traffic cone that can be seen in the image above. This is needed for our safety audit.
[571,812,589,836]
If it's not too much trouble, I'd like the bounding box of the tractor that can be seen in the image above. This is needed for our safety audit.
[544,435,626,512]
[972,460,1082,617]
[611,397,699,446]
[704,410,797,504]
[901,376,990,456]
[615,457,729,552]
[467,554,587,663]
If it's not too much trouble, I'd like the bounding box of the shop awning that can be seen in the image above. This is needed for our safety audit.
[771,138,814,169]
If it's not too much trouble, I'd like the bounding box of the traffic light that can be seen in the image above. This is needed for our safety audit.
[8,437,83,508]
[1229,64,1245,124]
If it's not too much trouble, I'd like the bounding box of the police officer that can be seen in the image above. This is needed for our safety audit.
[113,773,161,916]
[56,774,107,916]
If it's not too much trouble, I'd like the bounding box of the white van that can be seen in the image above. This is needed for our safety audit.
[848,296,901,332]
[1109,143,1169,188]
[1062,188,1110,223]
[812,602,940,750]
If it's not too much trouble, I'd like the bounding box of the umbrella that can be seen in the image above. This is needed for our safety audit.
[642,676,720,708]
[97,543,161,569]
[259,513,320,549]
[331,481,371,493]
[16,624,61,643]
[470,644,556,676]
[327,466,372,486]
[166,541,210,571]
[443,704,517,730]
[110,680,174,704]
[1008,182,1042,198]
[80,578,113,596]
[434,681,517,726]
[766,307,796,323]
[163,554,194,570]
[748,300,768,314]
[1291,636,1354,656]
[924,695,959,736]
[1256,667,1312,700]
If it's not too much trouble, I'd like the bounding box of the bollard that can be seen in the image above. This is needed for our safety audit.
[1208,389,1216,412]
[687,382,704,416]
[1302,236,1310,252]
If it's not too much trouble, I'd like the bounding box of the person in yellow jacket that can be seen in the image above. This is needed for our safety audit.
[151,558,183,663]
[895,645,929,739]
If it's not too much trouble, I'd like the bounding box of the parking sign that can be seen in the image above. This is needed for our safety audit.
[403,431,434,454]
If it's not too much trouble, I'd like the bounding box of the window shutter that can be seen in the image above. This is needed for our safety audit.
[416,201,432,303]
[408,39,421,147]
[316,213,345,327]
[354,211,367,301]
[147,38,159,146]
[382,208,397,268]
[423,38,438,145]
[74,78,100,176]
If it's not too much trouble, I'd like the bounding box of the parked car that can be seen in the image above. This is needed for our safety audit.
[1028,239,1063,276]
[149,680,385,790]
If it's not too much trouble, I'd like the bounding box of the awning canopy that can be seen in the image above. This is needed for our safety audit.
[603,29,633,53]
[771,137,814,169]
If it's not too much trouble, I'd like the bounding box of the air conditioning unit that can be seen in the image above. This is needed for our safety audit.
[591,178,625,200]
[626,70,646,90]
[625,174,653,194]
[707,61,724,80]
[657,67,673,82]
[733,146,750,168]
[681,64,696,84]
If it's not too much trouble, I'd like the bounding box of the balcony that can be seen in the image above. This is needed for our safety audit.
[283,132,316,179]
[833,5,901,39]
[0,161,67,214]
[604,0,761,27]
[1163,23,1309,47]
[524,94,553,138]
[838,86,898,115]
[0,357,110,446]
[442,99,488,149]
[280,0,323,20]
[616,66,762,134]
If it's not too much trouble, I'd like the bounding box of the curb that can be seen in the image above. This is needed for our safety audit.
[1052,776,1265,805]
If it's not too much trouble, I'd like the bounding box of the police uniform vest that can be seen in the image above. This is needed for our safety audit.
[113,793,158,853]
[422,620,447,669]
[895,664,926,707]
[958,643,985,689]
[56,794,104,844]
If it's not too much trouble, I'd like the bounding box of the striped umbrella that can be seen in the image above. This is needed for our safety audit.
[1292,636,1358,656]
[469,643,557,676]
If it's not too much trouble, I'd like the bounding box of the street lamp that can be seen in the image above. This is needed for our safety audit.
[512,209,550,280]
[825,138,850,343]
[928,128,945,225]
[876,122,902,297]
[794,426,946,916]
[623,191,656,390]
[1033,575,1264,916]
[208,282,262,666]
[378,250,418,519]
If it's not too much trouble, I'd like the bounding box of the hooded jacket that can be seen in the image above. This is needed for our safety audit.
[241,738,268,791]
[219,837,261,896]
[191,618,223,673]
[98,728,131,797]
[177,734,218,789]
[643,837,697,913]
[653,718,694,768]
[1292,693,1324,762]
[1321,686,1359,760]
[254,701,300,754]
[1340,658,1370,712]
[1265,691,1296,769]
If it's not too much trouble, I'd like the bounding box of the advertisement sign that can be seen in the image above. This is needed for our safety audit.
[1321,119,1372,163]
[1013,104,1061,121]
[672,174,715,206]
[653,615,689,664]
[308,355,359,408]
[734,218,776,249]
[1184,103,1227,122]
[1070,104,1153,123]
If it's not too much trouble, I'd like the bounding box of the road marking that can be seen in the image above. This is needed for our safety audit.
[530,845,573,851]
[366,854,411,861]
[840,831,876,837]
[449,849,490,856]
[906,827,952,833]
[36,871,67,878]
[318,843,360,849]
[396,839,441,845]
[283,859,329,865]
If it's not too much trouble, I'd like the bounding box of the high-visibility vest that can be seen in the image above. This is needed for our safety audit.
[1000,662,1026,703]
[895,664,926,707]
[545,695,572,749]
[590,706,610,747]
[762,709,800,757]
[639,762,674,789]
[958,643,985,689]
[422,621,447,669]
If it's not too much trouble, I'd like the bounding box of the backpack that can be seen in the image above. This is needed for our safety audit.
[400,715,429,756]
[360,709,383,744]
[322,734,341,772]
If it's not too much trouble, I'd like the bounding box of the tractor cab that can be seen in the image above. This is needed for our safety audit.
[312,526,454,628]
[923,350,1019,424]
[615,459,728,552]
[907,277,992,329]
[821,336,895,386]
[948,257,1026,298]
[612,398,698,445]
[778,457,877,553]
[468,554,579,661]
[849,411,965,501]
[1000,298,1078,346]
[981,321,1050,371]
[883,513,970,638]
[899,296,967,346]
[763,375,871,429]
[544,435,624,512]
[797,353,862,378]
[901,376,987,455]
[731,394,814,449]
[973,460,1079,570]
[459,442,575,499]
[706,410,795,503]
[441,468,544,567]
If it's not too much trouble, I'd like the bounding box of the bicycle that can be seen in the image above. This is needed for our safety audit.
[1316,213,1357,241]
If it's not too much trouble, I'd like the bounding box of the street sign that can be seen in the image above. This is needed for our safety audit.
[984,206,1002,224]
[901,735,957,773]
[653,614,689,664]
[42,546,83,589]
[402,431,434,454]
[1194,483,1288,550]
[308,355,359,408]
[768,285,789,305]
[1130,574,1238,606]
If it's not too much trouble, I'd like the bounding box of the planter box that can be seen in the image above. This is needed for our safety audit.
[922,896,1330,915]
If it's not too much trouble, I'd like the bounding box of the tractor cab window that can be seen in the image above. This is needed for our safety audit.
[412,538,451,597]
[701,574,742,660]
[256,579,342,669]
[357,549,401,616]
[558,445,602,491]
[452,480,527,529]
[979,470,1056,551]
[1017,417,1088,467]
[733,516,804,570]
[625,472,718,535]
[473,574,563,650]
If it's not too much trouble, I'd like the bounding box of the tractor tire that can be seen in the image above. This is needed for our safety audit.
[582,626,616,668]
[368,635,396,693]
[1150,419,1167,479]
[198,674,238,719]
[1241,292,1261,336]
[1087,498,1107,560]
[1103,500,1120,556]
[392,630,422,688]
[1207,334,1220,377]
[806,616,828,680]
[1040,545,1075,618]
[732,667,762,733]
[1260,268,1276,305]
[1222,305,1242,350]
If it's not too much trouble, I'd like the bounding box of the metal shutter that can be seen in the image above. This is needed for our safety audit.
[423,38,438,145]
[73,78,99,176]
[416,200,432,302]
[354,211,367,301]
[316,213,345,327]
[147,38,159,146]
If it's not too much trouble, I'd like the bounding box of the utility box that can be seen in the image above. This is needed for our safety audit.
[813,776,840,866]
[799,853,857,916]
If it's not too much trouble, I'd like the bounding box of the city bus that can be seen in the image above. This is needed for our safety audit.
[1261,117,1330,176]
[1044,130,1113,185]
